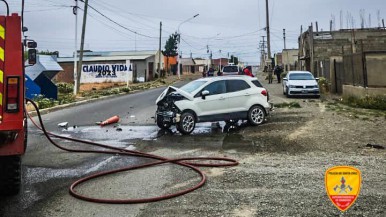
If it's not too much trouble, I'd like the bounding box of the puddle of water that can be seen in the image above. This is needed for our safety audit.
[61,125,161,142]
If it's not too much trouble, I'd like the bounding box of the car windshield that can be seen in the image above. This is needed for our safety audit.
[179,80,207,93]
[289,73,314,80]
[223,66,238,72]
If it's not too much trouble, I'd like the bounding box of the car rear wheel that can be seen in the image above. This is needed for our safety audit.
[248,105,265,126]
[0,155,22,196]
[177,111,196,135]
[156,115,172,129]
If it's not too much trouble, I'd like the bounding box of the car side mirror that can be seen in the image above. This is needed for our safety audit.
[315,77,320,81]
[201,90,210,99]
[283,78,287,81]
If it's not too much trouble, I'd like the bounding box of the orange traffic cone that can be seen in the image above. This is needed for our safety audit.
[100,115,120,126]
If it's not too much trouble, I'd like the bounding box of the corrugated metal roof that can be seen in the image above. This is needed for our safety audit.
[57,55,153,63]
[83,50,157,57]
[180,58,196,65]
[57,50,158,63]
[26,55,63,80]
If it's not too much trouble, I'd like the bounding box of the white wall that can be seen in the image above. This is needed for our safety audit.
[81,62,132,83]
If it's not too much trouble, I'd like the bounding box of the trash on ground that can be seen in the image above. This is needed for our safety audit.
[100,115,120,126]
[366,144,385,149]
[58,122,68,128]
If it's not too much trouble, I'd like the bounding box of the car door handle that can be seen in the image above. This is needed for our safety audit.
[244,93,250,96]
[219,97,225,100]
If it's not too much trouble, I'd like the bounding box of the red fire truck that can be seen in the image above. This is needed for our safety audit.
[0,2,35,195]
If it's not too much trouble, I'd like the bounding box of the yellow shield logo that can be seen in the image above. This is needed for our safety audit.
[325,166,361,212]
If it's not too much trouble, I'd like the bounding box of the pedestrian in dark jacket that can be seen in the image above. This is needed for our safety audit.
[274,65,283,83]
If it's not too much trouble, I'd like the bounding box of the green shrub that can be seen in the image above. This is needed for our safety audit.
[318,77,330,94]
[111,88,120,94]
[343,95,386,110]
[57,83,74,94]
[32,94,58,109]
[58,93,76,105]
[120,87,131,93]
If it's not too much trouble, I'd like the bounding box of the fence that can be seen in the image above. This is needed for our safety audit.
[331,51,386,93]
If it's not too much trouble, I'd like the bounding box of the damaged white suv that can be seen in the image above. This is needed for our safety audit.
[155,76,271,135]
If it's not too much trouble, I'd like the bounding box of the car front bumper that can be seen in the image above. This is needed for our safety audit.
[288,88,320,96]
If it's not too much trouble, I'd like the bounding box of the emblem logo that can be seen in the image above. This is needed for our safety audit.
[325,166,361,212]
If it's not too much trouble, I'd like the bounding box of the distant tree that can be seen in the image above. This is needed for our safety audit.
[162,32,179,77]
[229,55,239,65]
[38,50,59,56]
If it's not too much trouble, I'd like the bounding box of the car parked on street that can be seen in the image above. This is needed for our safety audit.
[155,76,271,134]
[221,65,241,76]
[282,71,320,98]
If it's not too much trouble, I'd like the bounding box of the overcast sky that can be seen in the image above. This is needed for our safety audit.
[2,0,385,64]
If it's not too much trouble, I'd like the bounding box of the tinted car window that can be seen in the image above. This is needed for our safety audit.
[251,80,263,88]
[226,80,250,93]
[223,66,238,72]
[289,73,314,80]
[202,80,226,95]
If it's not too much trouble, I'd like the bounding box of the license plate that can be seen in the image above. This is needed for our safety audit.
[302,90,308,93]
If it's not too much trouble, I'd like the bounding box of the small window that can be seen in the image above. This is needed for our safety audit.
[251,80,263,88]
[226,80,250,93]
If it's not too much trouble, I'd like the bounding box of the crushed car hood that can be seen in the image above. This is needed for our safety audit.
[155,86,194,104]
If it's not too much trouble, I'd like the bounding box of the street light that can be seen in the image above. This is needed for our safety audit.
[177,13,199,79]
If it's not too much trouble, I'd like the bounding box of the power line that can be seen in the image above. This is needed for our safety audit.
[80,1,158,39]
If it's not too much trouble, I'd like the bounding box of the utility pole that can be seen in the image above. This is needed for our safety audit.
[158,21,162,77]
[219,49,222,71]
[261,36,266,67]
[265,0,271,65]
[283,29,286,49]
[73,0,78,95]
[75,0,88,95]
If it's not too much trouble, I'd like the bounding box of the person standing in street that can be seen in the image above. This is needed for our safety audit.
[268,68,273,84]
[274,65,283,83]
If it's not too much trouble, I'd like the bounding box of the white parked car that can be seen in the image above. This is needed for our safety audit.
[155,76,271,135]
[282,71,320,98]
[221,65,241,76]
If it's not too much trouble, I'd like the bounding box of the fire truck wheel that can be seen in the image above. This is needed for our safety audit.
[0,155,22,196]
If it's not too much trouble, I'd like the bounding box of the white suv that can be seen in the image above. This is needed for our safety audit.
[155,76,271,134]
[221,65,241,76]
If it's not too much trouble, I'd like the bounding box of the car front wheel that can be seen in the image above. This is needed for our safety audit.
[248,105,266,126]
[177,111,196,135]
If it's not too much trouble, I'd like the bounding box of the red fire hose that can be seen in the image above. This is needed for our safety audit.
[26,99,238,204]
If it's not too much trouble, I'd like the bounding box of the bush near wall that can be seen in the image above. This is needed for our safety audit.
[343,95,386,110]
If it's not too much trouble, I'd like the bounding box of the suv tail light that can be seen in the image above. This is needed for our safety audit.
[261,89,269,101]
[6,77,20,112]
